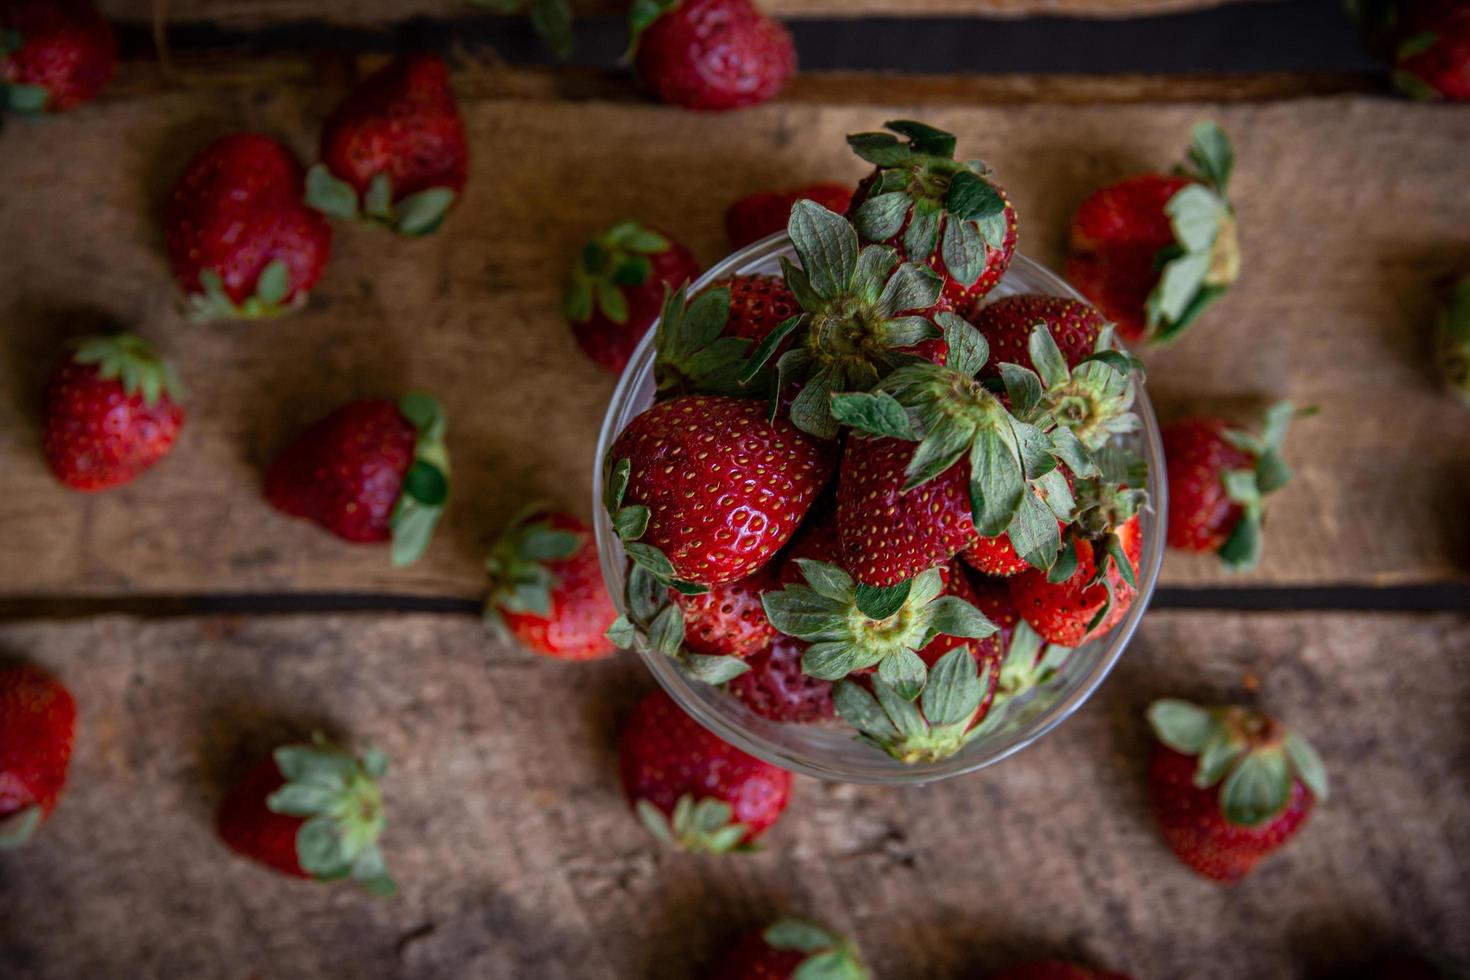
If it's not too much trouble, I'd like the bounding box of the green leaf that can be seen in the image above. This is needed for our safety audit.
[1028,324,1071,389]
[1153,284,1228,343]
[267,782,340,816]
[1166,184,1225,254]
[1195,732,1245,788]
[295,814,350,879]
[886,119,957,157]
[613,504,650,542]
[937,311,988,378]
[946,169,1005,221]
[1284,731,1329,801]
[647,603,685,658]
[528,0,575,58]
[635,799,675,843]
[873,679,927,740]
[1217,511,1263,571]
[517,526,581,561]
[1007,490,1062,571]
[998,364,1042,419]
[364,172,394,221]
[683,653,751,684]
[902,203,940,263]
[829,391,918,441]
[1220,749,1292,827]
[1102,532,1136,589]
[764,919,836,953]
[0,805,43,850]
[789,200,858,299]
[611,256,653,287]
[846,131,911,167]
[877,261,942,316]
[1188,120,1234,192]
[802,642,874,681]
[605,615,637,648]
[853,580,910,619]
[878,647,928,701]
[1047,538,1078,583]
[853,192,909,242]
[402,461,449,507]
[832,680,899,740]
[921,647,983,728]
[253,260,291,307]
[399,391,447,442]
[764,588,850,641]
[1146,699,1217,753]
[4,84,50,114]
[596,280,629,325]
[968,429,1026,537]
[739,314,802,383]
[396,188,457,236]
[389,497,443,567]
[604,457,631,513]
[625,542,676,579]
[304,164,361,220]
[926,596,996,639]
[941,218,985,288]
[1149,250,1211,327]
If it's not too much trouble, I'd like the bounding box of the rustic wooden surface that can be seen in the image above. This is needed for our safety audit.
[100,0,1270,28]
[1,61,1464,597]
[0,610,1465,978]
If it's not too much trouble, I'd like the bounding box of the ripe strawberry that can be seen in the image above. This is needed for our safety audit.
[1067,121,1238,343]
[1163,401,1306,570]
[726,183,855,249]
[43,334,184,492]
[846,120,1017,309]
[714,919,869,980]
[672,565,778,658]
[1010,513,1141,647]
[306,54,468,236]
[603,394,834,586]
[988,962,1132,980]
[630,0,795,111]
[484,509,617,661]
[217,734,395,895]
[1436,275,1470,404]
[566,220,700,374]
[265,393,450,567]
[722,274,801,344]
[1146,699,1328,882]
[0,0,115,114]
[726,635,834,723]
[619,688,791,851]
[1357,0,1470,100]
[0,664,76,849]
[165,133,332,321]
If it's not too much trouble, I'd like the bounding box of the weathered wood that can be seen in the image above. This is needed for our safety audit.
[102,0,1273,28]
[0,610,1466,978]
[0,59,1465,598]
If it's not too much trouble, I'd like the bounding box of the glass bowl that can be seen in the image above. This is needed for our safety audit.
[593,233,1166,785]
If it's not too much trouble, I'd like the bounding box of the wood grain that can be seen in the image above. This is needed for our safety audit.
[0,610,1466,978]
[0,59,1465,599]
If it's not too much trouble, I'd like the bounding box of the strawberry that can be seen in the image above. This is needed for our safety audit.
[165,133,332,321]
[988,962,1132,980]
[306,54,468,237]
[722,274,801,344]
[603,394,834,586]
[43,334,184,492]
[1436,275,1470,404]
[0,0,115,114]
[1010,513,1141,647]
[619,688,791,851]
[1358,0,1470,101]
[846,120,1017,309]
[484,509,617,661]
[726,635,834,723]
[1146,699,1328,882]
[714,919,869,980]
[1067,121,1238,343]
[629,0,795,111]
[265,393,450,567]
[672,564,778,658]
[726,183,855,249]
[1163,401,1306,570]
[0,664,76,849]
[566,220,700,374]
[217,734,395,895]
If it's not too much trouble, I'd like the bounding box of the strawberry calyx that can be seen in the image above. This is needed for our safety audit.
[1147,699,1329,827]
[186,260,303,322]
[761,561,995,700]
[0,804,44,850]
[466,0,575,58]
[832,646,993,764]
[69,333,183,407]
[1215,400,1311,571]
[606,562,749,685]
[388,393,450,568]
[1145,121,1239,342]
[739,201,944,439]
[846,120,1010,288]
[306,165,457,238]
[483,505,584,637]
[832,313,1085,573]
[761,919,871,980]
[636,793,755,853]
[1001,321,1144,451]
[1435,277,1470,406]
[564,219,674,325]
[265,733,396,896]
[653,283,762,399]
[1045,447,1148,632]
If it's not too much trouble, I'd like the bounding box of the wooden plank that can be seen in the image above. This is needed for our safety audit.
[0,610,1466,977]
[0,60,1464,598]
[103,0,1273,29]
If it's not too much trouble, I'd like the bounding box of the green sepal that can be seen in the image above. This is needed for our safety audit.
[305,164,361,221]
[389,392,450,567]
[4,83,50,114]
[605,614,637,649]
[186,260,305,322]
[70,333,184,407]
[832,647,989,765]
[396,188,457,237]
[763,919,871,980]
[636,794,754,854]
[0,805,43,849]
[682,653,751,684]
[567,219,674,324]
[267,733,396,896]
[483,504,583,630]
[1212,400,1307,571]
[654,284,763,399]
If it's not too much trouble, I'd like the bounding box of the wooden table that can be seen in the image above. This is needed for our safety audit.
[1,37,1467,980]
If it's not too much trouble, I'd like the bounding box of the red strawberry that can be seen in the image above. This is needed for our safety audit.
[725,184,855,249]
[1067,122,1238,343]
[846,120,1017,309]
[726,635,834,724]
[1364,0,1470,101]
[603,395,834,586]
[714,919,869,980]
[1163,401,1305,570]
[265,393,450,567]
[484,509,617,661]
[566,221,699,375]
[0,0,115,114]
[722,274,801,343]
[43,334,184,492]
[961,532,1033,577]
[0,664,76,849]
[672,564,778,658]
[969,294,1110,375]
[165,133,332,321]
[989,962,1133,980]
[1146,699,1328,882]
[1009,514,1142,647]
[306,54,468,236]
[630,0,795,112]
[619,688,791,851]
[217,735,395,895]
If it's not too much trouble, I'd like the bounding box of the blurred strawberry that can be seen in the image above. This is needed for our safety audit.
[726,183,854,249]
[0,664,76,849]
[0,0,115,114]
[714,919,869,979]
[629,0,795,111]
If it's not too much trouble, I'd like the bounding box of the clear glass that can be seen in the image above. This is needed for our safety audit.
[593,233,1167,785]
